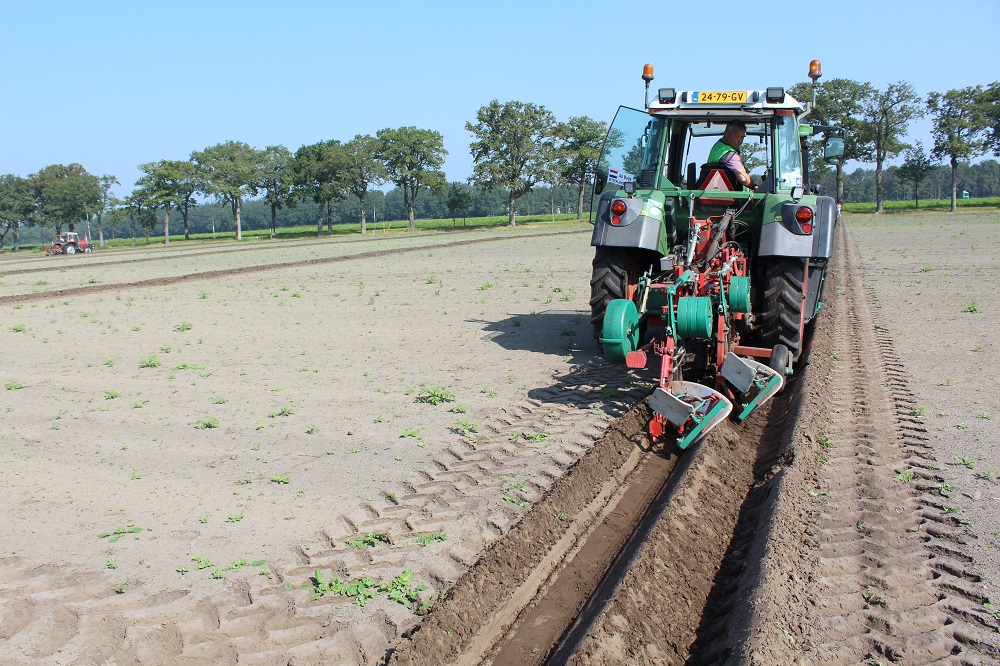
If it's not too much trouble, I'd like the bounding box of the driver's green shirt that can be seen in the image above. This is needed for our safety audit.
[707,139,737,164]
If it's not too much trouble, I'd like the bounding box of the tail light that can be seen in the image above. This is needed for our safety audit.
[794,206,813,233]
[611,199,627,225]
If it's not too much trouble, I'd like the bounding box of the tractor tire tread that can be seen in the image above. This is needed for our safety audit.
[760,259,805,357]
[590,247,630,337]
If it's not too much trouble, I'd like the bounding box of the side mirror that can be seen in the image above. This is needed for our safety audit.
[823,136,845,165]
[594,166,608,195]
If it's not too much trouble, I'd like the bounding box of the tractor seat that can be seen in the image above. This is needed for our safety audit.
[694,162,739,211]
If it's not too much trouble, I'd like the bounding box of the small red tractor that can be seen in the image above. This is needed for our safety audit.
[45,232,94,255]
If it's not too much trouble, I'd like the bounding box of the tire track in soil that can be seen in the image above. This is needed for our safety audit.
[0,229,586,304]
[796,224,1000,664]
[0,359,640,664]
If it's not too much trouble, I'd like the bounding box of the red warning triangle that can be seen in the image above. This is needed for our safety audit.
[702,169,734,191]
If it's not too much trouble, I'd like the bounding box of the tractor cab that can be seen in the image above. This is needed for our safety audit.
[592,88,836,253]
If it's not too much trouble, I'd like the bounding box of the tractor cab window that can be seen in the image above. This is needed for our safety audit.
[594,106,666,195]
[774,116,802,190]
[683,120,768,181]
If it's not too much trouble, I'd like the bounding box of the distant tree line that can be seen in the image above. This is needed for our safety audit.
[3,83,1000,249]
[789,79,1000,212]
[0,105,607,250]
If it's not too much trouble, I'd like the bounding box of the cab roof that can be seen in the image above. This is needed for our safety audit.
[647,90,805,119]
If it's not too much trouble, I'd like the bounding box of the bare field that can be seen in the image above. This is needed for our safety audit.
[850,211,1000,597]
[0,224,646,664]
[2,212,999,665]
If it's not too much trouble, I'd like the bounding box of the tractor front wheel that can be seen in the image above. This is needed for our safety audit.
[65,244,77,255]
[759,258,806,360]
[590,247,650,345]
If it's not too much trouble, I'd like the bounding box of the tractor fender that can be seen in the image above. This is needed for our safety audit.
[757,195,837,259]
[590,190,671,253]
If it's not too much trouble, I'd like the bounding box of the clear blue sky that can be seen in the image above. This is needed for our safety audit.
[1,0,997,196]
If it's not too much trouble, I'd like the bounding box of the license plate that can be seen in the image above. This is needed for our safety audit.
[693,90,747,103]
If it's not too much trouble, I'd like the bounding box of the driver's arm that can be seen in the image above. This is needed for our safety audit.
[719,151,754,188]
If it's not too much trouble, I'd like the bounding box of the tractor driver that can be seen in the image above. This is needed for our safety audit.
[707,120,754,190]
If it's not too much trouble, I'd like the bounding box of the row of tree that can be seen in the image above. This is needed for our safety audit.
[3,82,1000,249]
[0,105,608,249]
[793,79,1000,212]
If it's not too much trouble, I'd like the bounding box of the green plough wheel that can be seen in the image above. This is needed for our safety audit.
[600,299,640,364]
[728,276,751,313]
[676,296,713,339]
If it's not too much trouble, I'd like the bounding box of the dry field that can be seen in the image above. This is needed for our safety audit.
[0,224,644,664]
[850,212,1000,611]
[1,213,999,665]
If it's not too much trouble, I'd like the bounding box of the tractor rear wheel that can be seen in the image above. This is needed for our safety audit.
[759,258,806,360]
[590,247,651,344]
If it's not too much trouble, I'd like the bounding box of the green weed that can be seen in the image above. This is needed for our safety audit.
[400,428,422,438]
[138,355,161,368]
[195,416,220,429]
[4,381,22,390]
[862,589,887,606]
[271,474,291,485]
[897,470,917,483]
[268,406,293,418]
[956,455,975,469]
[963,300,981,313]
[305,570,380,606]
[8,324,25,333]
[413,533,448,546]
[173,322,193,332]
[417,386,455,405]
[453,418,479,435]
[192,556,214,570]
[98,524,143,543]
[382,569,427,609]
[226,513,244,523]
[346,532,391,549]
[104,390,121,400]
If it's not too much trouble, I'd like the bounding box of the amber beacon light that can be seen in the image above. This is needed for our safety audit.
[808,59,823,82]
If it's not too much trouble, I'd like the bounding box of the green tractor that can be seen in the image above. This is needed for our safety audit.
[590,60,845,449]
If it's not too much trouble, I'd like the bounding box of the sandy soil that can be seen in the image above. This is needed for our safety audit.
[389,214,1000,665]
[850,211,1000,593]
[2,211,999,665]
[0,224,645,664]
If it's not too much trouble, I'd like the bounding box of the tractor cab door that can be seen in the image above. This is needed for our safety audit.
[593,106,666,201]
